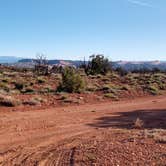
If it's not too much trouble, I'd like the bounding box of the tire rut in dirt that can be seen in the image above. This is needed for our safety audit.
[0,145,77,166]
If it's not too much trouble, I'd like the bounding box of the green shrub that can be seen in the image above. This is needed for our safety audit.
[14,82,24,90]
[85,54,111,75]
[147,85,159,95]
[158,82,166,90]
[57,67,85,93]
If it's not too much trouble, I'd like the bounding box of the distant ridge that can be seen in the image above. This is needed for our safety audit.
[113,61,166,71]
[0,56,22,64]
[18,59,166,71]
[0,56,166,71]
[18,59,83,67]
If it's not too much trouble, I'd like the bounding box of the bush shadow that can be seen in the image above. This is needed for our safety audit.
[88,109,166,129]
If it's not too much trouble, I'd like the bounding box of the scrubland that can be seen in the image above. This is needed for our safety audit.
[0,65,165,165]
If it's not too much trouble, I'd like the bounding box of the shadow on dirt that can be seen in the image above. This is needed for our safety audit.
[87,109,166,129]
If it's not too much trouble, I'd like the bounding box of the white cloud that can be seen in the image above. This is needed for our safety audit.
[126,0,153,8]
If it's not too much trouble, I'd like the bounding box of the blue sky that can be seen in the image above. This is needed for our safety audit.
[0,0,166,61]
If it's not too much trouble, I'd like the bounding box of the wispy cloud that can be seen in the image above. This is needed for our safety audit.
[126,0,153,8]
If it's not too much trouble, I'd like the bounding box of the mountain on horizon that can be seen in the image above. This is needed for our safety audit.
[18,58,166,71]
[0,56,22,64]
[0,56,166,71]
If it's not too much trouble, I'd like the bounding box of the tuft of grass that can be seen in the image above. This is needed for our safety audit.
[120,85,130,91]
[86,153,97,162]
[0,95,21,107]
[104,93,119,100]
[143,129,166,144]
[0,83,10,92]
[63,98,74,103]
[154,135,166,143]
[59,94,68,100]
[101,77,110,82]
[23,98,42,106]
[134,118,144,129]
[86,85,97,92]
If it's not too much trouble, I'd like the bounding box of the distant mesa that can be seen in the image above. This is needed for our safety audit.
[0,56,166,71]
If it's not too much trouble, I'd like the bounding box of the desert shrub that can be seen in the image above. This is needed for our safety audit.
[158,82,166,90]
[0,89,7,95]
[0,83,10,92]
[52,73,62,80]
[85,54,111,75]
[57,67,85,93]
[2,78,9,83]
[30,82,34,86]
[23,98,41,106]
[115,67,128,76]
[101,84,119,94]
[102,85,111,91]
[96,74,102,78]
[86,85,97,92]
[146,80,152,85]
[57,93,74,103]
[23,87,35,94]
[111,72,120,79]
[120,85,130,91]
[89,75,98,79]
[37,77,45,84]
[38,86,55,94]
[147,85,159,95]
[59,94,68,100]
[101,77,110,82]
[14,82,24,90]
[104,93,119,100]
[0,95,21,107]
[62,98,74,103]
[44,86,55,93]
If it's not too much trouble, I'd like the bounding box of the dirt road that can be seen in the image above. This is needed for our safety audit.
[0,95,166,165]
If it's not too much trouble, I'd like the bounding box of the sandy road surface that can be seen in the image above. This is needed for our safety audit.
[0,95,166,165]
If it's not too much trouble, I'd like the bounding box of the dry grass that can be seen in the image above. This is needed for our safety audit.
[0,95,21,107]
[143,129,166,143]
[134,118,144,129]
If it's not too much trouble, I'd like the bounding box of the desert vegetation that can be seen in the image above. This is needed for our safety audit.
[0,55,165,109]
[0,55,165,165]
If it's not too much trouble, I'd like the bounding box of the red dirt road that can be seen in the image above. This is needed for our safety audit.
[0,95,166,165]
